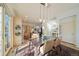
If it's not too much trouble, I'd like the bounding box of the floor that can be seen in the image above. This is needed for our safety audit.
[7,41,79,56]
[47,45,79,56]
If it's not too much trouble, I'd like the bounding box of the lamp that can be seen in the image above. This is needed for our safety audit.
[39,3,48,23]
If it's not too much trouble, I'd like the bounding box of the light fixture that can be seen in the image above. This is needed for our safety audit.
[42,26,44,30]
[39,19,42,22]
[25,16,28,18]
[43,19,45,23]
[39,3,48,23]
[40,3,48,7]
[39,3,42,23]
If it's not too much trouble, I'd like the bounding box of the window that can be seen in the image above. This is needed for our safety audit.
[5,14,11,51]
[0,6,2,56]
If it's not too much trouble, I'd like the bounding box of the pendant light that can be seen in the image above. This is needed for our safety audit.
[39,3,42,23]
[39,3,50,28]
[40,3,48,23]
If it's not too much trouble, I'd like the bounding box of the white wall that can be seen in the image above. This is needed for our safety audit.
[76,14,79,47]
[42,7,79,48]
[14,17,23,46]
[57,8,79,47]
[60,16,76,44]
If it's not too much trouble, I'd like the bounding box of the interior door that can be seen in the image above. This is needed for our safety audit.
[61,16,76,44]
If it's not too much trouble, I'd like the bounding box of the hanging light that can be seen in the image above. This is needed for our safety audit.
[39,3,42,23]
[39,3,49,23]
[39,19,42,22]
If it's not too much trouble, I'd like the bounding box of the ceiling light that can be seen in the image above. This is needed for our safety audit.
[40,3,48,7]
[43,20,45,23]
[25,16,28,17]
[39,19,42,22]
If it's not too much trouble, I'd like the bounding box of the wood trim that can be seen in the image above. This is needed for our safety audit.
[61,41,76,46]
[5,47,12,56]
[61,41,79,51]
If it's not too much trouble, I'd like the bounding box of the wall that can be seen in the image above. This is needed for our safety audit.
[60,16,76,45]
[10,17,14,48]
[13,16,22,46]
[57,8,79,47]
[76,14,79,47]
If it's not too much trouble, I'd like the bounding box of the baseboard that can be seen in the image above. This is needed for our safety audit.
[61,41,79,51]
[61,40,76,46]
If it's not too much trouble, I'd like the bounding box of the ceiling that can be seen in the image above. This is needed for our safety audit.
[6,3,79,24]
